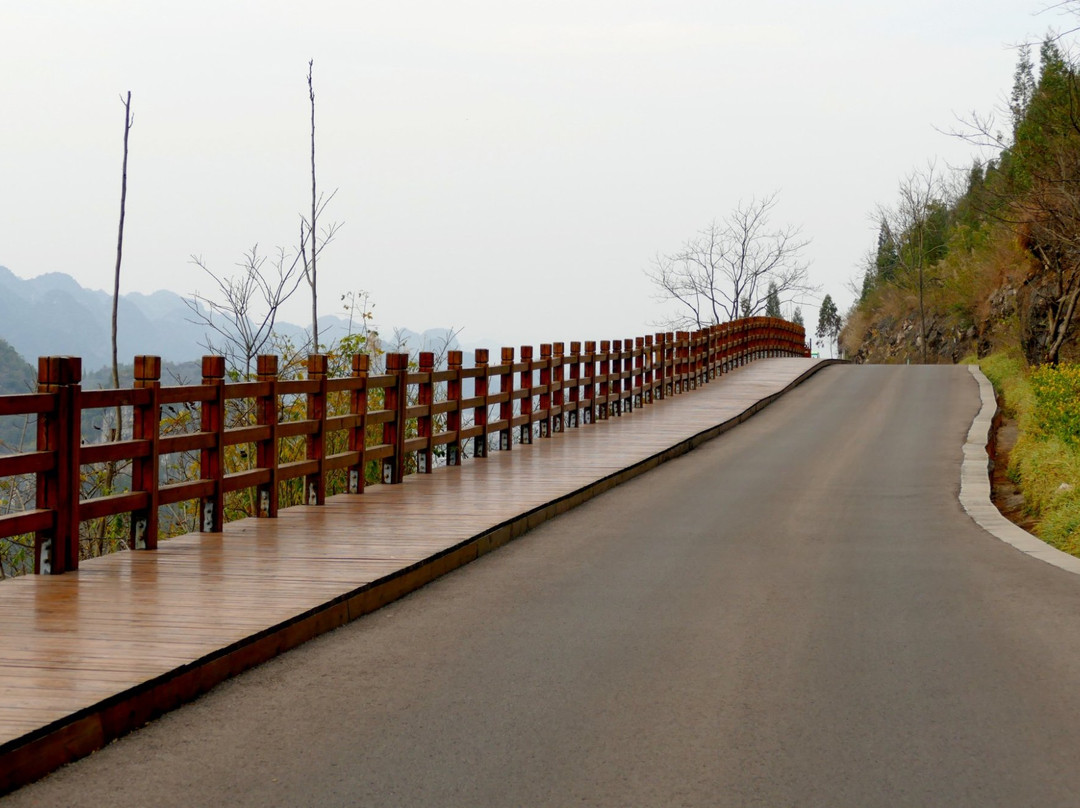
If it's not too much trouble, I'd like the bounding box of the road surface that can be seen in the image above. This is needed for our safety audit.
[7,364,1080,807]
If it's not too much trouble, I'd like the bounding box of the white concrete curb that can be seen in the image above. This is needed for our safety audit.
[962,365,1080,574]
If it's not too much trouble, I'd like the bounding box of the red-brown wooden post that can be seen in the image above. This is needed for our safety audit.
[446,350,463,465]
[499,347,514,452]
[709,325,720,379]
[519,345,534,445]
[610,340,623,416]
[664,332,676,397]
[567,341,581,428]
[672,332,687,394]
[539,344,553,439]
[348,353,369,491]
[653,333,665,400]
[584,341,599,424]
[643,335,655,404]
[382,352,409,483]
[634,337,646,408]
[305,354,329,505]
[622,337,634,413]
[473,349,490,458]
[255,355,280,514]
[552,342,565,433]
[199,356,226,533]
[693,330,704,388]
[130,355,161,551]
[417,351,435,473]
[597,340,610,421]
[35,356,81,574]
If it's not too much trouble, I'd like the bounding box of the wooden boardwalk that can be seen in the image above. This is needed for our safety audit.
[0,357,831,792]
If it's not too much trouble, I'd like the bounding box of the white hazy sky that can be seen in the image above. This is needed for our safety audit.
[0,1,1066,350]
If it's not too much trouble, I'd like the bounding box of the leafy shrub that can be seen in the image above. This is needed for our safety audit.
[1029,363,1080,446]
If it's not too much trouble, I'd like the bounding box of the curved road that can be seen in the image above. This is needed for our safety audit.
[8,364,1080,807]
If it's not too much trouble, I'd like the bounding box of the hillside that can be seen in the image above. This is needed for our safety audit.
[841,39,1080,367]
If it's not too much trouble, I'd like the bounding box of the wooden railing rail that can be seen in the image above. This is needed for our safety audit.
[0,317,808,575]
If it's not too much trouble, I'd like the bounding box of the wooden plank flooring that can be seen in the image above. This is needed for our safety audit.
[0,358,830,792]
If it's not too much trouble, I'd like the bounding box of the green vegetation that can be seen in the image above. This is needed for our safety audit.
[979,352,1080,554]
[843,36,1080,367]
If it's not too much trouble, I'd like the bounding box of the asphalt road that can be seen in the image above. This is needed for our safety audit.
[8,364,1080,807]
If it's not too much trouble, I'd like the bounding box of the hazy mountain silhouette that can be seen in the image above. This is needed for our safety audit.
[0,266,461,371]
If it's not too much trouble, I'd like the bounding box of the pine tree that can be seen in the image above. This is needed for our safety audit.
[816,294,842,357]
[765,282,781,318]
[1010,43,1035,133]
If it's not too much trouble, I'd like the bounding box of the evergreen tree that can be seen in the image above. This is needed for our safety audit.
[765,282,782,318]
[816,294,842,357]
[874,220,900,284]
[792,307,804,327]
[1010,42,1036,133]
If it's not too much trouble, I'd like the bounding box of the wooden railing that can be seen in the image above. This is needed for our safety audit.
[0,318,808,575]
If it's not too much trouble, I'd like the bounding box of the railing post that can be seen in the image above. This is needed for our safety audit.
[417,351,435,473]
[382,353,408,483]
[674,331,689,393]
[643,335,655,404]
[519,345,534,445]
[473,349,489,459]
[597,340,610,421]
[305,354,328,505]
[130,355,161,550]
[255,355,280,515]
[348,354,369,491]
[634,337,646,408]
[567,341,581,428]
[552,342,566,433]
[446,350,463,465]
[622,337,634,413]
[35,356,81,574]
[582,340,596,424]
[610,340,622,416]
[539,344,552,439]
[499,347,514,451]
[200,356,225,533]
[709,325,720,379]
[660,330,669,397]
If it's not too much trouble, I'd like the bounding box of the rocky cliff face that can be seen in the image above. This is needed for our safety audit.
[842,263,1078,365]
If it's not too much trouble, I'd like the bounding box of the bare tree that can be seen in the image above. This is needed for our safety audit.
[187,245,305,377]
[299,59,342,351]
[112,91,132,407]
[647,193,813,328]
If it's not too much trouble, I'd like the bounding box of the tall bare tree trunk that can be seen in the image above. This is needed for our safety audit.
[113,91,132,397]
[100,90,132,557]
[307,60,319,350]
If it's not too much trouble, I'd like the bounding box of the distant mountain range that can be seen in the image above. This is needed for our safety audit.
[0,266,462,372]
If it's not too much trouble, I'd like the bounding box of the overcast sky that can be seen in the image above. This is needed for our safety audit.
[0,1,1066,351]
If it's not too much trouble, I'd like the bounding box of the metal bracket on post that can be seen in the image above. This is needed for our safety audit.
[382,460,393,484]
[202,502,215,533]
[448,446,459,466]
[348,470,360,494]
[260,489,272,516]
[40,539,52,575]
[133,518,148,550]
